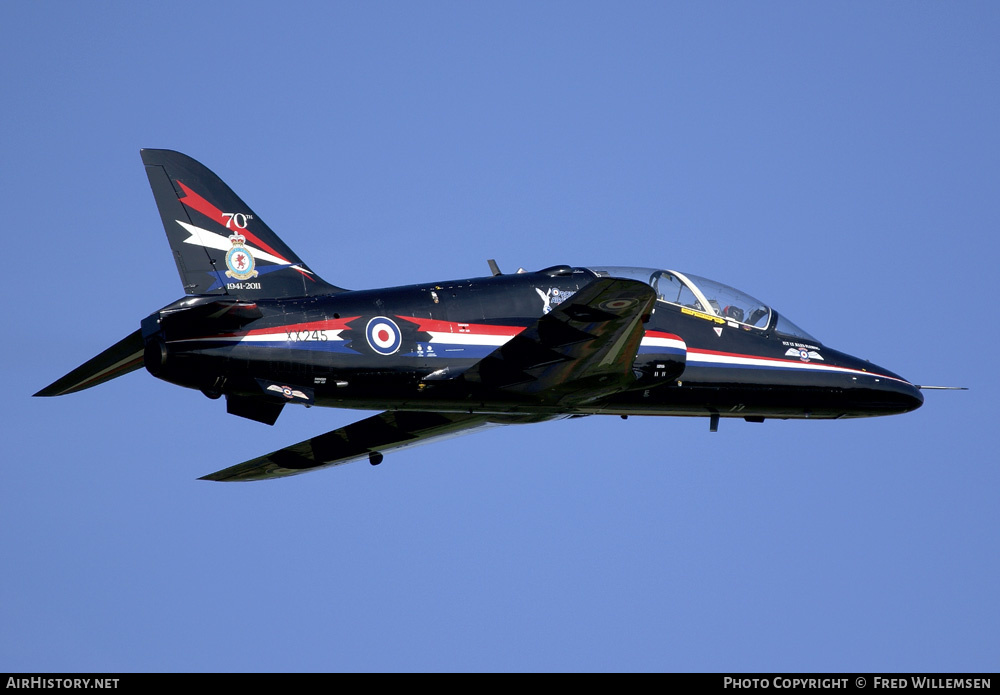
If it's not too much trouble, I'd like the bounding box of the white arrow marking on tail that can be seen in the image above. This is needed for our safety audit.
[175,220,312,274]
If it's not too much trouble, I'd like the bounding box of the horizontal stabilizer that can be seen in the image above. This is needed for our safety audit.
[34,330,144,397]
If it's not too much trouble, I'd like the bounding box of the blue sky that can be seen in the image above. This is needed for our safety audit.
[2,1,997,673]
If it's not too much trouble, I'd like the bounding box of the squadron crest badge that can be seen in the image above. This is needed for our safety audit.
[224,233,259,280]
[785,347,824,362]
[535,287,575,314]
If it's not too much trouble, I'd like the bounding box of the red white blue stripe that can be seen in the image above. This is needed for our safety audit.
[686,347,912,384]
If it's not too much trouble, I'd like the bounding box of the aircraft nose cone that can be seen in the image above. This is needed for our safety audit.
[834,351,925,417]
[862,369,924,415]
[886,378,924,413]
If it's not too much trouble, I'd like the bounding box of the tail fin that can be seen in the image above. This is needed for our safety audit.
[141,149,344,299]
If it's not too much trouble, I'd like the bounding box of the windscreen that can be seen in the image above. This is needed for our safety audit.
[678,272,771,329]
[587,265,819,341]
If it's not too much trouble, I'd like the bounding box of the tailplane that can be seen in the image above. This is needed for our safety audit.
[33,330,144,397]
[141,149,344,299]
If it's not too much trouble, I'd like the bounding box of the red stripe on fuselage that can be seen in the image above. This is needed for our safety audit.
[397,316,526,336]
[689,347,837,364]
[690,347,792,360]
[686,347,907,382]
[397,321,686,343]
[643,330,683,341]
[688,347,833,368]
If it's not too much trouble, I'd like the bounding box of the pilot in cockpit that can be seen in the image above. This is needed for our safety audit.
[722,305,744,322]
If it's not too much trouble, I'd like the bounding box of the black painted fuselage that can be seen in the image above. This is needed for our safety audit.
[143,264,922,424]
[36,150,924,481]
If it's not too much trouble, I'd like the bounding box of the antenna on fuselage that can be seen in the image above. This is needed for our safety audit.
[487,259,502,276]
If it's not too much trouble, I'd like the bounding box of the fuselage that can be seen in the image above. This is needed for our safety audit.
[37,150,931,481]
[141,265,923,424]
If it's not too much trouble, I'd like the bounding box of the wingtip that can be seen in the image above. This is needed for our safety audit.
[33,383,67,398]
[198,468,268,482]
[198,468,238,482]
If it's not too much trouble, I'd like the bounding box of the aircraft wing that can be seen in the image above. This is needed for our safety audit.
[462,277,656,405]
[201,410,559,482]
[34,330,145,397]
[203,277,651,482]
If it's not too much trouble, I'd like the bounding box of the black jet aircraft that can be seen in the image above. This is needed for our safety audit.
[36,150,934,481]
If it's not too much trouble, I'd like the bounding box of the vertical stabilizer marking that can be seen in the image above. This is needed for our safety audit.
[175,181,290,264]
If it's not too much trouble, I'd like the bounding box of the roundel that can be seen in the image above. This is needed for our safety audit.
[365,316,402,355]
[599,298,638,312]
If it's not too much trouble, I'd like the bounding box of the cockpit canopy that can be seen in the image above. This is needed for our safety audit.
[589,266,818,343]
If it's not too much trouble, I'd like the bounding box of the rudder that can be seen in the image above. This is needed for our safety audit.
[141,149,344,299]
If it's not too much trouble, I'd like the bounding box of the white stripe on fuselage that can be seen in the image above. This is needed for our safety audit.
[687,349,910,383]
[641,335,686,351]
[423,331,686,351]
[183,330,678,350]
[422,331,515,347]
[171,329,348,345]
